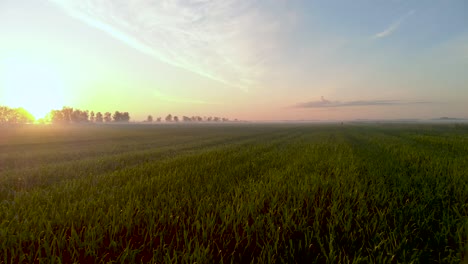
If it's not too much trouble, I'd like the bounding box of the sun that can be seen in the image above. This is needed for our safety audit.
[0,56,66,120]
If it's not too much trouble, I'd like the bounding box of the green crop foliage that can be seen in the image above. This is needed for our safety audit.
[0,123,467,263]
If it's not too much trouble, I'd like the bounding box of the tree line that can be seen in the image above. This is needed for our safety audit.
[48,108,236,124]
[48,107,130,124]
[146,114,236,123]
[0,105,239,125]
[0,106,34,124]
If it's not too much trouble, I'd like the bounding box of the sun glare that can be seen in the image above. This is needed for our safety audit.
[0,56,65,120]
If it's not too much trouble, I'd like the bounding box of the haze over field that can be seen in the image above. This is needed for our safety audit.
[0,0,467,121]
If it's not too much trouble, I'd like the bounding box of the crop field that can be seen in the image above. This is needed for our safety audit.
[0,123,467,263]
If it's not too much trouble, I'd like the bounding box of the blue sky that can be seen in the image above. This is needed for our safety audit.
[0,0,467,120]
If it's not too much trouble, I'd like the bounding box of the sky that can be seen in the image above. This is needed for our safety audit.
[0,0,467,121]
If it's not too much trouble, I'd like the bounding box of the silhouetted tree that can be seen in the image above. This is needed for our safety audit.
[173,116,179,122]
[112,111,120,122]
[0,106,34,124]
[156,117,161,122]
[46,107,91,123]
[48,109,65,124]
[147,115,153,122]
[71,109,89,123]
[16,108,35,123]
[0,106,9,123]
[183,116,191,122]
[84,110,90,122]
[165,114,172,122]
[61,107,73,123]
[104,112,112,122]
[122,112,130,122]
[95,112,103,123]
[112,111,121,122]
[44,107,135,124]
[112,111,130,122]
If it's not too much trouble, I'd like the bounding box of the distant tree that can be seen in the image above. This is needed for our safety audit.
[207,116,212,122]
[122,112,130,122]
[104,112,112,122]
[0,106,9,123]
[46,107,92,124]
[197,116,203,122]
[112,111,121,122]
[147,115,153,122]
[80,111,86,122]
[95,112,103,123]
[90,111,95,122]
[48,109,65,124]
[74,109,90,122]
[61,107,73,123]
[84,110,90,122]
[17,108,34,123]
[222,118,229,122]
[112,111,130,122]
[0,107,34,124]
[183,116,191,122]
[156,117,161,122]
[213,117,220,122]
[71,109,80,122]
[0,106,15,124]
[173,116,179,122]
[165,114,172,122]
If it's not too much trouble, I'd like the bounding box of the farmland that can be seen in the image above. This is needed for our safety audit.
[0,123,467,263]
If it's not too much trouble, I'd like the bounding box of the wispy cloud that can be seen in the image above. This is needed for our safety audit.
[152,90,219,105]
[373,10,415,39]
[294,96,430,108]
[47,0,288,91]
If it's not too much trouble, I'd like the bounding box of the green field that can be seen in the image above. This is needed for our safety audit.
[1,123,467,263]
